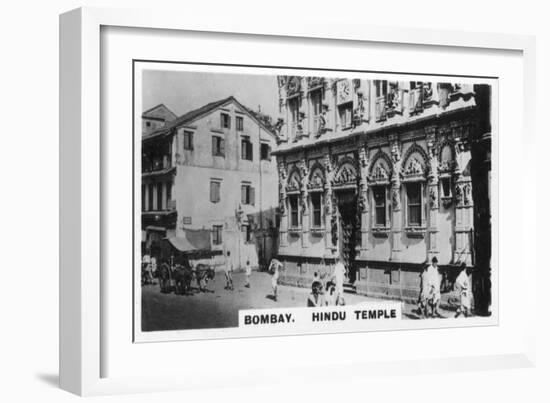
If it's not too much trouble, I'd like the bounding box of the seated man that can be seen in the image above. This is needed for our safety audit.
[307,281,326,307]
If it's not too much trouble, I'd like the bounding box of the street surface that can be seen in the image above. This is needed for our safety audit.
[141,270,465,331]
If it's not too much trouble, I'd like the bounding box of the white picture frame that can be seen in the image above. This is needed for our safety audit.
[59,6,537,396]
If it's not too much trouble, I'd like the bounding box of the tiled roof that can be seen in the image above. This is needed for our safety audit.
[142,96,277,141]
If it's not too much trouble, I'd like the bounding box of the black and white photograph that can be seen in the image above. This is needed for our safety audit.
[134,62,495,341]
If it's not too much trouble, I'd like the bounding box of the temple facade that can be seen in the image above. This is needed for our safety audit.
[272,76,487,302]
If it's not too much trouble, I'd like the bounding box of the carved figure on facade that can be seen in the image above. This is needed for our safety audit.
[403,157,424,176]
[307,76,324,90]
[316,103,330,137]
[308,168,325,190]
[358,147,369,183]
[428,142,439,182]
[372,164,389,182]
[299,159,309,215]
[274,118,285,140]
[330,193,339,247]
[463,183,472,205]
[454,139,468,176]
[423,82,433,101]
[277,162,288,214]
[390,143,402,183]
[392,187,401,211]
[437,142,455,173]
[286,169,301,193]
[332,163,357,187]
[286,76,301,97]
[353,90,366,127]
[387,82,401,110]
[429,185,439,210]
[455,183,463,205]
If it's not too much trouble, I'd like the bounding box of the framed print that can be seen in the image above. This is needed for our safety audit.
[60,7,537,396]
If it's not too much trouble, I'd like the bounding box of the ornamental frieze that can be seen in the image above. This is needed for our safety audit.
[401,143,429,181]
[308,167,325,190]
[368,150,392,184]
[307,76,324,90]
[332,162,357,188]
[286,169,301,193]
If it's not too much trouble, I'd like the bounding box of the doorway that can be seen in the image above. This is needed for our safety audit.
[336,189,358,283]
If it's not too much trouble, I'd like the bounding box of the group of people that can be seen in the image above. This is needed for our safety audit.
[222,252,348,308]
[307,257,347,307]
[418,257,473,318]
[141,253,157,285]
[222,251,254,291]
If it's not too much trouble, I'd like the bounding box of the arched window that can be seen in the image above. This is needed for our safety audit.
[402,145,428,229]
[368,152,392,229]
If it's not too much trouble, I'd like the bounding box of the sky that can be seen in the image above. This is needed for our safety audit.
[142,70,280,119]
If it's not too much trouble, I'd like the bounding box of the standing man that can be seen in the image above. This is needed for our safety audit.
[244,259,252,288]
[425,256,442,317]
[455,262,473,317]
[333,257,346,305]
[224,250,234,291]
[269,258,283,301]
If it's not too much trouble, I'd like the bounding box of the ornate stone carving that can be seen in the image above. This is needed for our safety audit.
[358,147,369,183]
[427,141,439,182]
[299,159,309,215]
[316,104,329,137]
[277,162,288,214]
[463,183,472,205]
[308,168,325,190]
[423,82,433,101]
[353,90,367,127]
[391,143,402,184]
[392,187,401,211]
[455,183,463,205]
[286,168,301,193]
[286,76,301,97]
[429,185,439,210]
[404,157,424,176]
[332,163,357,187]
[307,76,324,89]
[330,193,339,246]
[387,82,401,110]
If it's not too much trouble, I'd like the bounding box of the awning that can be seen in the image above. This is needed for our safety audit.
[165,229,211,253]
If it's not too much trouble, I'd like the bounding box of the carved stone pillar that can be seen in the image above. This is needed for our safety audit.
[277,161,288,248]
[358,146,370,258]
[390,141,403,262]
[453,140,473,265]
[427,131,440,260]
[323,155,336,256]
[299,158,310,249]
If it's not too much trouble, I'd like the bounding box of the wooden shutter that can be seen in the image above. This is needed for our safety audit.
[248,141,253,160]
[250,187,255,206]
[220,138,225,156]
[212,136,216,155]
[210,181,215,202]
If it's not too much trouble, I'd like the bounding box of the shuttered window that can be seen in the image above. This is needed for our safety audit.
[241,138,253,160]
[212,136,225,156]
[407,183,422,226]
[210,181,221,203]
[373,186,387,226]
[241,184,255,205]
